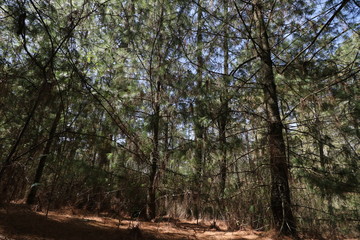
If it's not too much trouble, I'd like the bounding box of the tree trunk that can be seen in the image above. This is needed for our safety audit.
[219,114,227,197]
[0,82,45,178]
[0,80,49,203]
[147,79,161,220]
[219,0,230,198]
[193,1,205,222]
[26,103,62,205]
[195,0,205,184]
[253,2,296,236]
[315,114,336,233]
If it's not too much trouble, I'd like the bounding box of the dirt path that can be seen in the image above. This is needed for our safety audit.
[0,204,287,240]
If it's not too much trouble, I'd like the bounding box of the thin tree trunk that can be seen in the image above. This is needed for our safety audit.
[219,116,227,196]
[0,82,44,179]
[147,80,161,220]
[193,0,205,222]
[219,0,229,198]
[146,1,166,220]
[0,80,49,202]
[253,2,296,236]
[195,0,204,184]
[315,113,336,234]
[26,103,62,205]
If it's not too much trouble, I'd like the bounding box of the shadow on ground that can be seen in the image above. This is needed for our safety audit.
[0,204,166,240]
[0,204,276,240]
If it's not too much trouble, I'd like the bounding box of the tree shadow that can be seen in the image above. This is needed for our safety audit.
[0,204,148,240]
[0,204,212,240]
[0,204,250,240]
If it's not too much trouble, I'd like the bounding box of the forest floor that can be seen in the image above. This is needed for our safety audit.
[0,203,350,240]
[0,203,288,240]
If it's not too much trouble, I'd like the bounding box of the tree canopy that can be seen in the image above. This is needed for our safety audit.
[0,0,359,238]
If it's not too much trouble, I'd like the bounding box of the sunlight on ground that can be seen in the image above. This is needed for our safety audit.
[0,203,332,240]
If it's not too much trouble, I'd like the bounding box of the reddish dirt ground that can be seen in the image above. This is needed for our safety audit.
[0,203,336,240]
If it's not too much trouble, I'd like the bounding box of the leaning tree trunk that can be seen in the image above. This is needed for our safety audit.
[0,79,49,203]
[253,2,296,236]
[26,102,62,205]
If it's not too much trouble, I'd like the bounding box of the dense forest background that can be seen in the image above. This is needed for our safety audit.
[0,0,359,238]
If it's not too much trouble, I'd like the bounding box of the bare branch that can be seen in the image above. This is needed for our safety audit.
[281,0,351,74]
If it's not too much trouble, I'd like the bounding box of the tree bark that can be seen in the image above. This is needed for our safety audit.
[253,2,296,236]
[219,0,230,198]
[147,79,160,220]
[315,113,336,233]
[195,0,205,184]
[26,103,62,205]
[193,0,205,222]
[0,80,49,202]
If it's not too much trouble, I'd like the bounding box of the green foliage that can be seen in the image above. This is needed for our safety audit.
[0,0,359,237]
